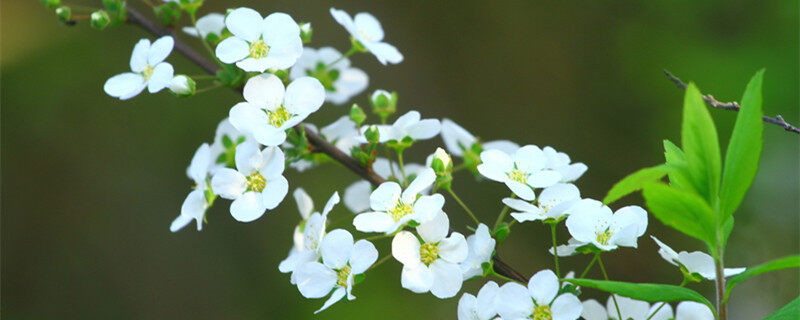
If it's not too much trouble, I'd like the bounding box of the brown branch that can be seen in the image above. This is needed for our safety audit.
[124,6,528,283]
[663,70,799,134]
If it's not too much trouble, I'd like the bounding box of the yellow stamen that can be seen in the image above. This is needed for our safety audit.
[419,243,439,266]
[389,200,414,222]
[532,305,553,320]
[249,39,270,59]
[268,106,293,128]
[247,173,266,192]
[507,168,528,184]
[596,228,614,246]
[336,265,352,287]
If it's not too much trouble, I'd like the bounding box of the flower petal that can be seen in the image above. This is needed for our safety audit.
[403,168,436,201]
[129,39,150,72]
[406,119,441,141]
[370,182,401,211]
[285,77,325,115]
[225,7,263,42]
[364,41,403,65]
[506,180,536,201]
[243,73,284,109]
[147,35,174,65]
[430,260,463,298]
[528,169,563,188]
[293,188,314,220]
[170,214,193,233]
[476,281,500,319]
[417,211,449,243]
[551,293,583,320]
[215,37,250,64]
[353,211,395,233]
[497,282,534,320]
[234,141,263,175]
[230,191,267,222]
[581,299,608,320]
[349,239,378,274]
[410,194,445,225]
[104,73,146,99]
[343,180,372,213]
[314,287,346,314]
[353,12,384,42]
[210,168,247,199]
[320,229,354,269]
[259,146,286,178]
[295,261,337,298]
[458,293,478,320]
[478,149,514,181]
[180,189,206,230]
[260,175,288,210]
[529,269,559,305]
[146,62,173,93]
[438,232,468,263]
[676,301,714,320]
[401,264,433,293]
[392,231,421,266]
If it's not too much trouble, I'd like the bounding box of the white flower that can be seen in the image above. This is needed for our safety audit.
[329,8,403,65]
[392,211,468,298]
[215,8,303,72]
[182,13,225,40]
[229,74,325,146]
[280,190,340,283]
[294,229,378,313]
[542,146,588,182]
[460,224,496,280]
[353,168,444,233]
[170,143,212,232]
[458,281,500,320]
[496,270,582,320]
[344,180,372,213]
[342,158,427,214]
[440,119,519,157]
[104,36,174,100]
[549,238,587,257]
[210,142,288,222]
[321,116,361,153]
[503,183,581,223]
[290,47,369,105]
[651,236,745,280]
[477,145,562,200]
[358,111,442,143]
[582,296,674,320]
[565,199,648,251]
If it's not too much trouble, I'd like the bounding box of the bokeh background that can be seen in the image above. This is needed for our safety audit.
[2,0,798,319]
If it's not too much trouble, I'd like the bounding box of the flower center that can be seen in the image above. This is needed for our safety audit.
[419,243,439,265]
[142,65,155,81]
[249,39,270,59]
[247,173,266,192]
[596,228,614,246]
[267,106,293,128]
[532,305,552,320]
[358,29,373,42]
[307,62,340,92]
[389,200,414,222]
[336,265,351,287]
[507,168,528,184]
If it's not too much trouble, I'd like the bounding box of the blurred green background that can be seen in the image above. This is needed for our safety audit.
[2,0,798,319]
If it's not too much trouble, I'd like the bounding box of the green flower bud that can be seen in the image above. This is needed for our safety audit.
[55,6,72,24]
[168,75,196,97]
[42,0,61,9]
[90,10,111,30]
[365,125,381,144]
[370,89,397,121]
[154,3,181,27]
[299,22,313,44]
[349,104,366,126]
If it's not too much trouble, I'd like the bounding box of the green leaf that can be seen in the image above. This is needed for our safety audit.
[719,69,765,224]
[724,255,800,303]
[663,139,695,193]
[681,83,722,206]
[603,164,669,205]
[764,297,800,320]
[642,183,716,250]
[565,278,715,314]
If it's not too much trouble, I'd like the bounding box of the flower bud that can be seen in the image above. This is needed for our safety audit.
[432,148,453,174]
[349,104,366,126]
[299,22,313,44]
[154,3,181,27]
[365,125,381,144]
[55,6,72,24]
[370,89,397,121]
[90,10,111,30]
[168,75,196,97]
[42,0,61,9]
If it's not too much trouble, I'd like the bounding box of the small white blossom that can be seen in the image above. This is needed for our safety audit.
[294,229,378,313]
[565,199,648,251]
[210,142,288,222]
[582,296,674,320]
[182,13,225,40]
[290,47,369,105]
[343,180,372,213]
[440,119,520,157]
[358,110,442,143]
[229,74,325,146]
[542,146,588,183]
[392,211,468,298]
[170,143,212,232]
[460,224,496,280]
[497,270,582,320]
[215,8,303,72]
[651,236,745,280]
[104,36,174,100]
[329,8,403,65]
[280,190,340,283]
[168,75,194,96]
[504,183,581,223]
[353,168,444,233]
[342,158,427,214]
[477,145,562,200]
[458,281,500,320]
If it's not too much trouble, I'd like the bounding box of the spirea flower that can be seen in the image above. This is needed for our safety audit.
[170,143,212,232]
[441,118,520,157]
[358,110,442,143]
[294,229,378,313]
[280,190,340,283]
[460,223,496,280]
[581,295,674,320]
[352,168,444,233]
[329,8,403,65]
[542,146,587,183]
[229,73,325,146]
[392,211,468,298]
[565,199,648,251]
[290,47,369,105]
[503,183,581,223]
[458,281,500,320]
[477,145,562,200]
[210,142,288,222]
[182,13,225,41]
[104,36,174,100]
[651,236,745,280]
[342,158,427,214]
[497,269,582,320]
[215,8,303,72]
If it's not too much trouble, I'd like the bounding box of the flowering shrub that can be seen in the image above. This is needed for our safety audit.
[42,1,799,319]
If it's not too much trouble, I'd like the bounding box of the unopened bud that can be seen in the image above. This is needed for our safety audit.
[299,22,313,44]
[365,125,381,144]
[55,6,72,24]
[42,0,61,9]
[370,89,397,121]
[349,104,366,126]
[168,75,196,97]
[90,10,111,30]
[432,148,453,174]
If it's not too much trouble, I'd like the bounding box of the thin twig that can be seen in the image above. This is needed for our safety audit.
[124,5,531,284]
[663,70,799,134]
